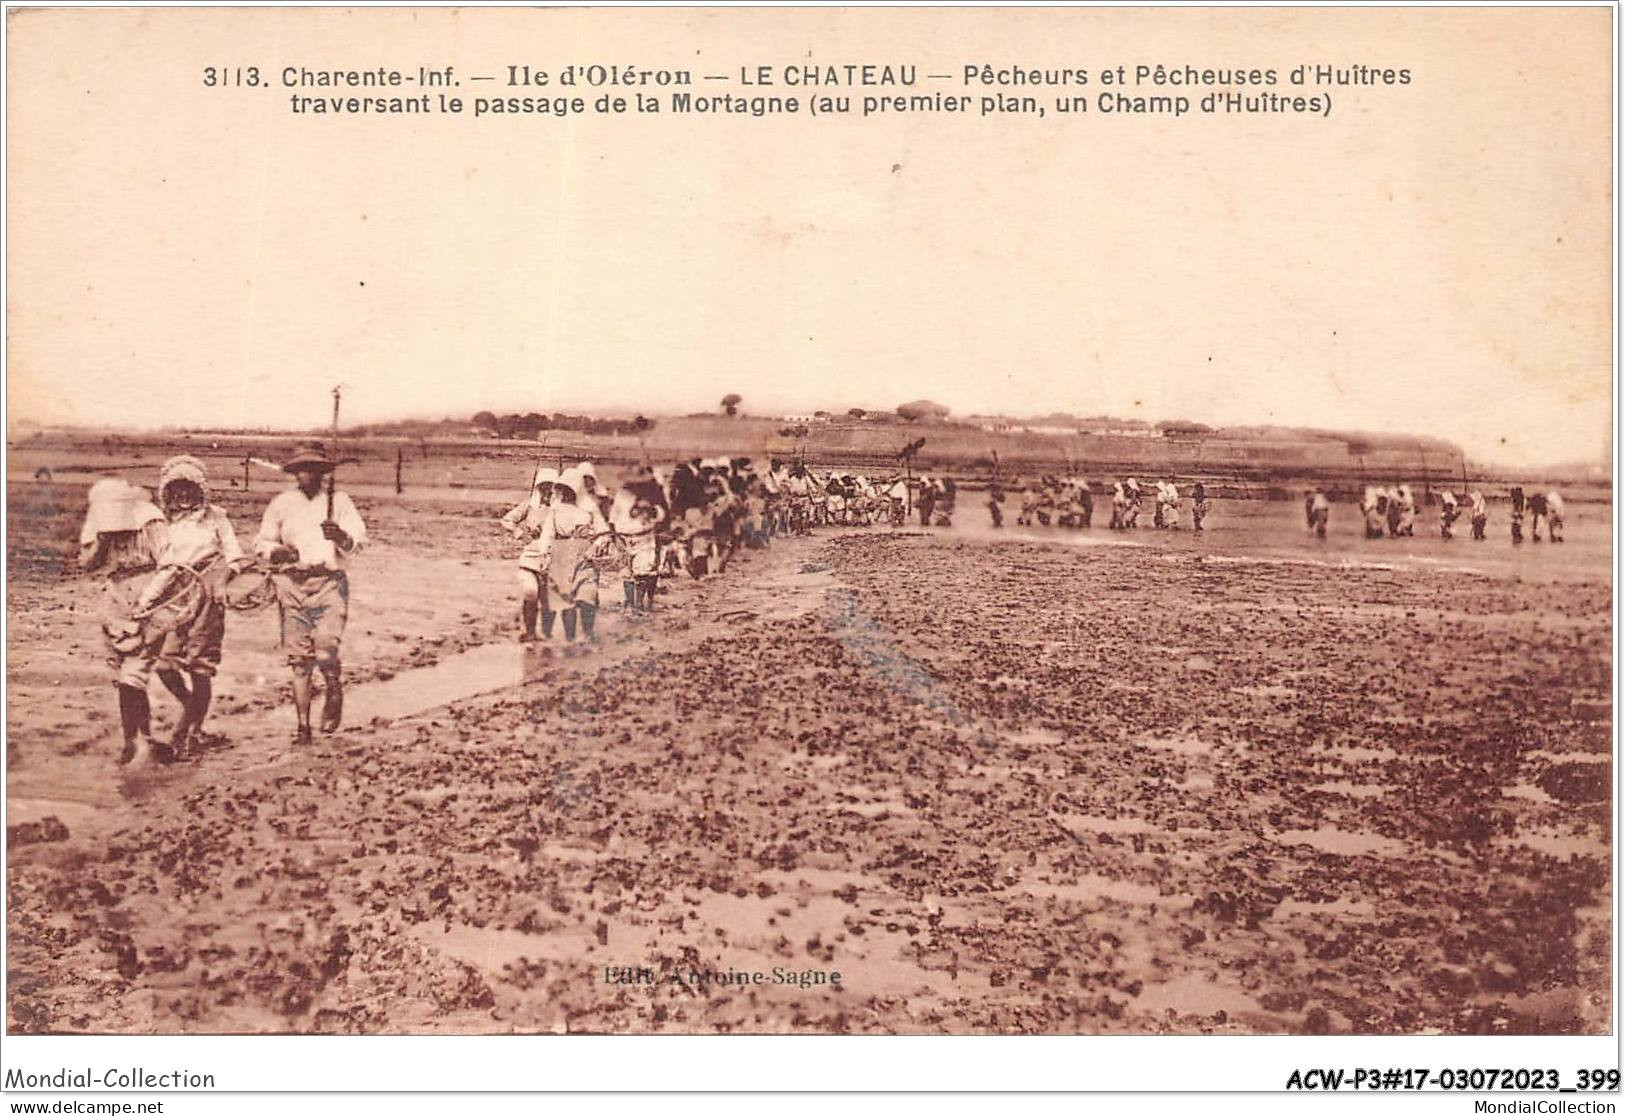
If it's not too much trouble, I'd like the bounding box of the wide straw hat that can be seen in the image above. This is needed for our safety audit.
[282,441,335,473]
[82,479,161,542]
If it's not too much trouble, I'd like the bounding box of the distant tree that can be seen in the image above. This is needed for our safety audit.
[633,415,653,433]
[896,400,950,422]
[813,410,831,419]
[473,410,498,430]
[848,408,866,419]
[721,393,743,417]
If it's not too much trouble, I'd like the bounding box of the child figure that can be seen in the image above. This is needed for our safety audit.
[629,499,665,611]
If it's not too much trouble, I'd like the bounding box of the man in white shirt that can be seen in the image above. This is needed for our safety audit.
[1545,490,1566,542]
[1468,490,1488,540]
[255,442,367,745]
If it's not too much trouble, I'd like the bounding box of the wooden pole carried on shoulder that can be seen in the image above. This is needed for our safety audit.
[327,385,343,520]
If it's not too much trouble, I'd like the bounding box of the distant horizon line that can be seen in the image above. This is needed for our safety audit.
[7,413,1611,475]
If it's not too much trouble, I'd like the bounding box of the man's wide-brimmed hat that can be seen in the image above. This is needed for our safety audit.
[283,442,335,474]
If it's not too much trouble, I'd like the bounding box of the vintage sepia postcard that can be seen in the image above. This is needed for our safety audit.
[3,2,1616,1101]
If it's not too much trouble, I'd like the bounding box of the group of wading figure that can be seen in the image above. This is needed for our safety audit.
[76,445,1575,771]
[989,475,1212,532]
[498,456,962,644]
[79,449,963,768]
[1306,484,1568,542]
[80,444,365,768]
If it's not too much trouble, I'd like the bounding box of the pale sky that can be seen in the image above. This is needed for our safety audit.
[7,7,1613,467]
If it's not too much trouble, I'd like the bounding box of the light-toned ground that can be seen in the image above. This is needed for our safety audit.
[5,475,1612,1034]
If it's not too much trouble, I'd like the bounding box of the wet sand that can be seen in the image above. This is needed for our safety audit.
[5,481,1612,1034]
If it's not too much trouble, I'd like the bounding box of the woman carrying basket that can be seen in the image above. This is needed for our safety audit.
[148,455,246,761]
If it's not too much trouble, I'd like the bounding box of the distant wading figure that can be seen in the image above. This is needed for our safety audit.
[1528,490,1551,542]
[610,472,667,613]
[1190,483,1210,532]
[1509,486,1525,543]
[934,478,956,526]
[1362,487,1387,539]
[255,442,367,747]
[502,466,559,642]
[1155,481,1182,530]
[917,476,937,527]
[1305,489,1329,538]
[1108,481,1126,530]
[537,469,602,643]
[626,497,665,611]
[1468,490,1488,541]
[1545,491,1565,542]
[1438,489,1461,539]
[1386,484,1415,538]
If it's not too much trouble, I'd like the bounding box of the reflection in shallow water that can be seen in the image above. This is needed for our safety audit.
[344,642,550,725]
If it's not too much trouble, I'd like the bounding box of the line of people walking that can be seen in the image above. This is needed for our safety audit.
[994,476,1211,532]
[76,445,1580,772]
[497,457,962,649]
[1330,484,1567,542]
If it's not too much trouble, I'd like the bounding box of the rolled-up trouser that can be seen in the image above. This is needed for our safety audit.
[517,567,552,605]
[273,569,349,673]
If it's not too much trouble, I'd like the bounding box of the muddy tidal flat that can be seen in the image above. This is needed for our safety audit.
[7,481,1612,1034]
